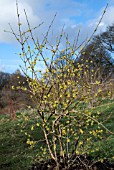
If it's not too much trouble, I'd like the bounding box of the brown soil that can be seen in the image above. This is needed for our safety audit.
[30,154,114,170]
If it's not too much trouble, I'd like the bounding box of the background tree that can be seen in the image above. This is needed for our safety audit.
[99,23,114,53]
[76,23,114,83]
[0,70,34,115]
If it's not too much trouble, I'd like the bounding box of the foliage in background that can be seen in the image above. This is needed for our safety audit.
[0,70,35,115]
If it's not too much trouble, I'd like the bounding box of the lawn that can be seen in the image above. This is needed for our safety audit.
[0,99,114,170]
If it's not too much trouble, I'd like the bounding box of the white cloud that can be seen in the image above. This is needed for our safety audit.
[101,6,114,29]
[88,5,114,33]
[0,64,5,72]
[0,0,87,43]
[0,0,40,43]
[0,0,114,45]
[0,58,22,73]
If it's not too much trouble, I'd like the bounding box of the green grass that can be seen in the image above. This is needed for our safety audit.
[0,115,38,170]
[0,99,114,169]
[89,101,114,161]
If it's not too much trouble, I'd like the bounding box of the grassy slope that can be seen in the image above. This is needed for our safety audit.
[0,116,36,170]
[0,100,114,170]
[89,100,114,160]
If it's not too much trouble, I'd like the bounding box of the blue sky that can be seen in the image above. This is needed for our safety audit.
[0,0,114,73]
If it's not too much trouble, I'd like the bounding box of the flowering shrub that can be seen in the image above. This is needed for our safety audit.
[9,3,113,169]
